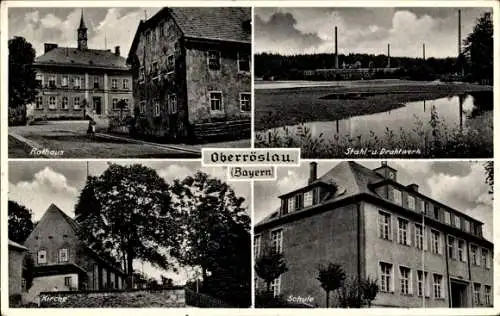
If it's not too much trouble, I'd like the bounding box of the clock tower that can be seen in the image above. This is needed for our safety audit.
[77,9,88,50]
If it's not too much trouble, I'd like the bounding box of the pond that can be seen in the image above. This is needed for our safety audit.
[264,92,492,141]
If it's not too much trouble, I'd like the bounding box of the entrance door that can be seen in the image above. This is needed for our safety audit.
[451,281,468,307]
[93,97,102,115]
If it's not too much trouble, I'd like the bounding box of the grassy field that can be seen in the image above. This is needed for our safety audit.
[255,81,492,131]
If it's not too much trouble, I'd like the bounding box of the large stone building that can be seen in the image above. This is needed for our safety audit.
[22,204,126,303]
[254,161,493,308]
[31,11,132,121]
[127,7,251,141]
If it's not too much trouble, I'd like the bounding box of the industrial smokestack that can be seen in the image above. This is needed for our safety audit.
[387,43,391,68]
[334,26,339,69]
[422,43,426,60]
[458,9,462,56]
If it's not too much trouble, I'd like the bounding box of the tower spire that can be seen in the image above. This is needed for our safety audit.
[77,8,88,50]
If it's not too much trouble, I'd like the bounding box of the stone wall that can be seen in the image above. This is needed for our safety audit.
[39,287,186,307]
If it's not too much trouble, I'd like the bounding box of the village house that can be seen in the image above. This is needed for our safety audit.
[22,203,126,303]
[127,7,251,141]
[254,161,493,308]
[31,10,132,121]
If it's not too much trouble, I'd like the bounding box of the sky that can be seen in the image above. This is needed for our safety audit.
[8,7,162,57]
[254,161,493,242]
[254,7,493,58]
[8,160,251,284]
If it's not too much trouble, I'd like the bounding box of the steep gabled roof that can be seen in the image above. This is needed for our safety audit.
[35,48,129,70]
[26,203,125,275]
[257,161,381,226]
[127,7,250,61]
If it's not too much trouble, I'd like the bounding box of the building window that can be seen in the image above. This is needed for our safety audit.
[240,93,251,112]
[271,229,283,254]
[168,94,177,114]
[399,266,411,295]
[464,220,470,232]
[93,76,99,89]
[303,190,313,207]
[238,52,250,72]
[378,211,391,240]
[38,250,47,264]
[392,188,402,205]
[62,75,68,87]
[167,54,175,73]
[433,274,443,299]
[112,79,118,89]
[254,235,261,258]
[433,205,440,220]
[471,245,479,266]
[407,195,415,210]
[458,239,466,262]
[123,79,129,89]
[74,77,81,89]
[474,283,481,305]
[484,285,491,306]
[379,262,393,292]
[112,98,118,110]
[431,229,441,254]
[444,211,451,225]
[270,276,281,297]
[294,194,303,210]
[62,97,68,109]
[49,96,57,109]
[397,218,409,246]
[207,50,221,70]
[59,248,69,262]
[153,100,160,117]
[49,75,56,88]
[287,197,294,213]
[36,73,43,87]
[74,97,80,109]
[417,271,429,297]
[64,276,72,287]
[453,215,461,228]
[415,223,425,250]
[209,91,223,112]
[35,96,43,109]
[481,249,490,268]
[447,235,455,259]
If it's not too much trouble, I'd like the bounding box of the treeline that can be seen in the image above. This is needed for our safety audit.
[254,52,459,81]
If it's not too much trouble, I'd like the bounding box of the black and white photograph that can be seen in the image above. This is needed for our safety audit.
[7,161,251,307]
[254,160,493,308]
[8,7,251,158]
[254,7,493,158]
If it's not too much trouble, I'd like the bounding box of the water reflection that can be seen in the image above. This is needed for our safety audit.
[267,92,492,141]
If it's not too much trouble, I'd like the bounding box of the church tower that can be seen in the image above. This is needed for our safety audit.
[77,9,88,50]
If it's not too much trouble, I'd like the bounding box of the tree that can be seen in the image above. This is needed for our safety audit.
[337,275,379,308]
[254,251,288,293]
[161,276,174,288]
[316,262,346,308]
[8,200,35,243]
[75,164,182,288]
[170,172,252,306]
[360,277,379,307]
[463,12,493,83]
[9,37,37,125]
[484,161,493,195]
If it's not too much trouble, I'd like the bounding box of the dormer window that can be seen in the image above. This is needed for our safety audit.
[407,195,415,211]
[392,188,402,205]
[388,170,396,180]
[304,190,313,207]
[287,197,294,212]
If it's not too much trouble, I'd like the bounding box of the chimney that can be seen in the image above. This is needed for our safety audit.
[114,46,120,56]
[422,43,426,60]
[334,26,339,69]
[308,162,318,184]
[387,43,391,68]
[407,183,419,192]
[44,43,58,54]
